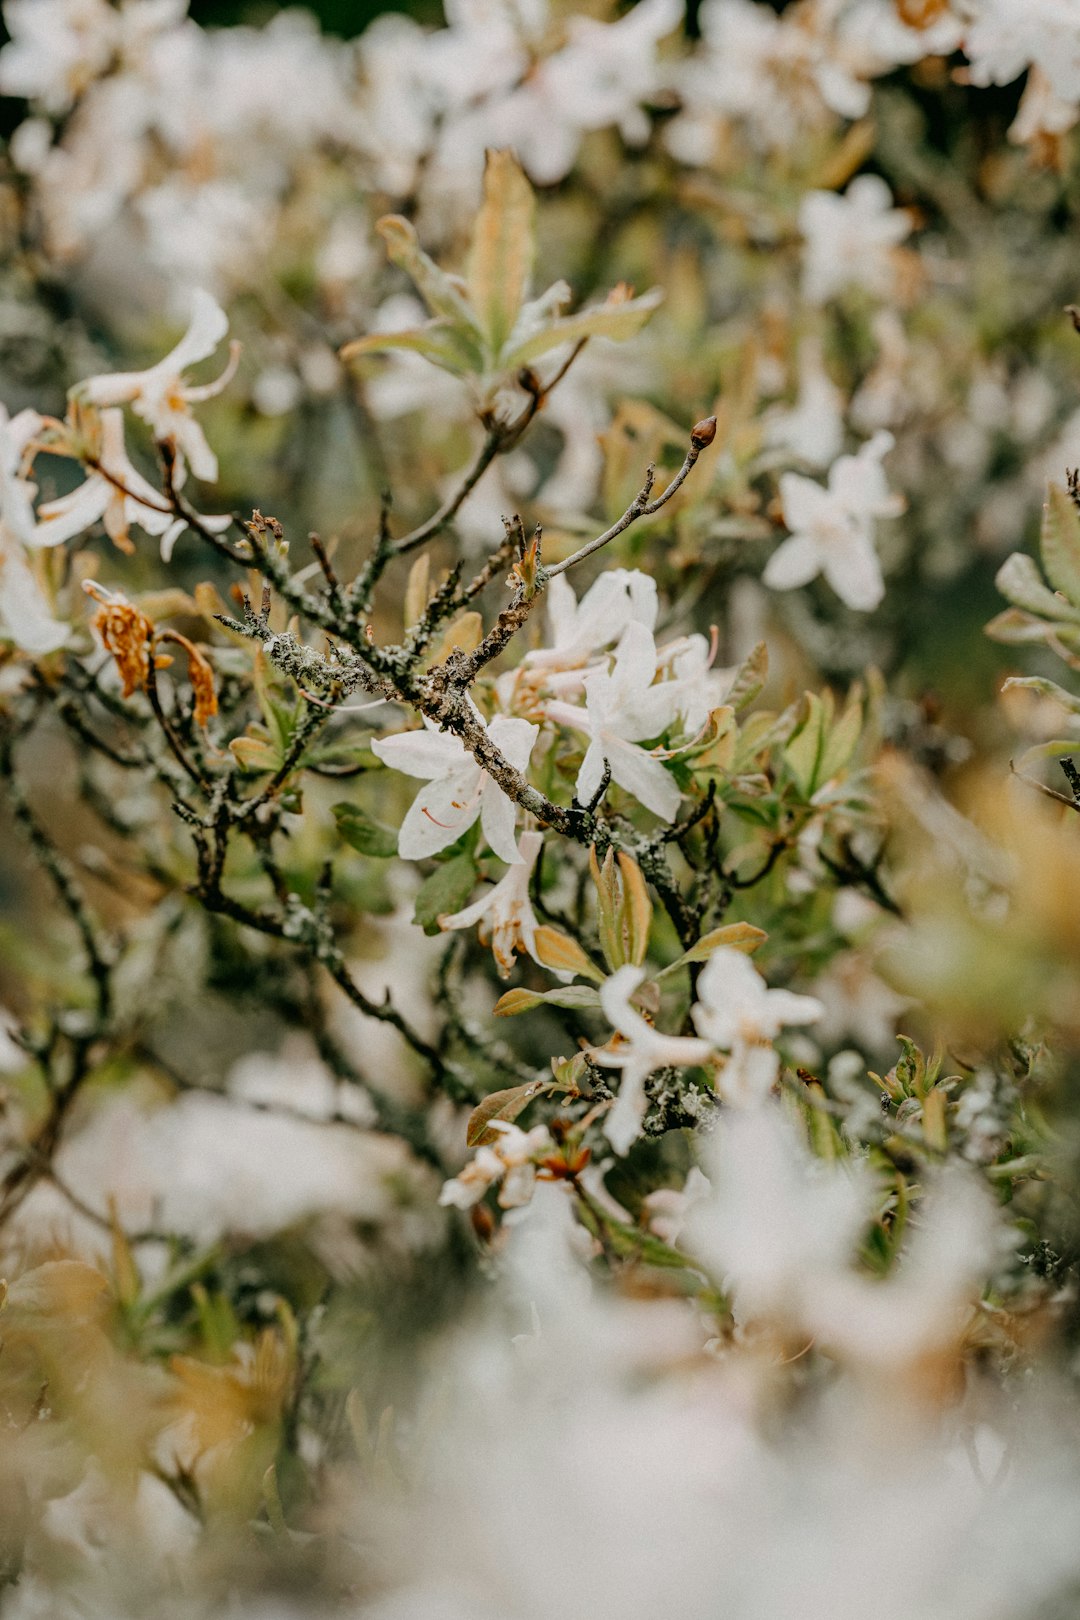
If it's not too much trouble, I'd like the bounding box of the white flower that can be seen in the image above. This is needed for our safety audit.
[961,0,1080,107]
[33,406,224,560]
[541,0,683,146]
[78,287,238,482]
[596,965,711,1155]
[686,1104,870,1322]
[764,430,903,612]
[525,567,659,675]
[642,1164,712,1246]
[799,174,912,306]
[806,1167,1001,1380]
[763,340,846,470]
[0,405,69,655]
[652,631,733,738]
[438,829,562,980]
[0,0,120,114]
[371,711,538,865]
[439,1120,553,1211]
[691,946,824,1107]
[544,621,683,821]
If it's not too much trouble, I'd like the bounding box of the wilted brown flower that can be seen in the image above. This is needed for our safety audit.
[83,580,153,696]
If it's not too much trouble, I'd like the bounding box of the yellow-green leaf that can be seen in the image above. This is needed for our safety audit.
[467,1079,549,1147]
[1041,483,1080,610]
[467,149,535,358]
[818,684,863,784]
[784,691,829,798]
[340,321,478,377]
[996,552,1080,621]
[658,921,767,975]
[726,640,768,712]
[376,216,481,333]
[503,286,664,370]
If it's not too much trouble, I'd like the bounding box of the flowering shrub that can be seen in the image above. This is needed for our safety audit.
[4,1,1080,1616]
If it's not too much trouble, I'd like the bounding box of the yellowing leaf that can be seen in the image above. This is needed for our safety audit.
[375,216,481,334]
[430,611,484,661]
[995,552,1080,621]
[404,554,431,630]
[818,684,863,784]
[532,926,605,982]
[229,735,281,770]
[1040,483,1080,610]
[340,321,479,376]
[467,149,535,358]
[658,921,767,975]
[726,641,768,712]
[493,984,602,1017]
[503,286,664,370]
[467,1078,549,1147]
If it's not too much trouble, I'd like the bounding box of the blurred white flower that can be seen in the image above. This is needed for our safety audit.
[595,965,712,1155]
[0,405,68,656]
[808,1167,1003,1391]
[763,340,846,470]
[764,430,904,612]
[799,175,912,306]
[0,0,121,114]
[687,1103,870,1322]
[544,621,683,820]
[691,946,824,1107]
[961,0,1080,108]
[78,287,238,482]
[371,712,538,865]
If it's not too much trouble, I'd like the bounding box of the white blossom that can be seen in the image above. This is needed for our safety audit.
[799,175,912,307]
[686,1103,871,1322]
[371,712,538,866]
[595,959,712,1153]
[525,566,659,675]
[438,829,562,979]
[0,406,69,656]
[78,287,238,482]
[764,430,904,612]
[595,965,712,1155]
[439,1120,554,1210]
[544,620,683,821]
[960,0,1080,109]
[763,339,846,470]
[691,946,824,1107]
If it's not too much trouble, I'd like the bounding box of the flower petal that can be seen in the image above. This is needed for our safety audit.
[397,772,482,860]
[479,778,523,865]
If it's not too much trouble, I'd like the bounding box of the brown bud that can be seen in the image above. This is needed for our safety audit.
[690,415,717,450]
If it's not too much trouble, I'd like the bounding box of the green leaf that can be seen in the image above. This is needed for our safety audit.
[502,286,664,369]
[375,216,483,337]
[467,149,535,358]
[995,552,1080,621]
[1040,484,1080,609]
[413,852,478,935]
[1001,675,1080,715]
[783,691,828,798]
[339,321,479,377]
[818,686,863,783]
[493,984,603,1017]
[466,1079,550,1147]
[985,608,1053,644]
[725,640,768,713]
[332,803,399,859]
